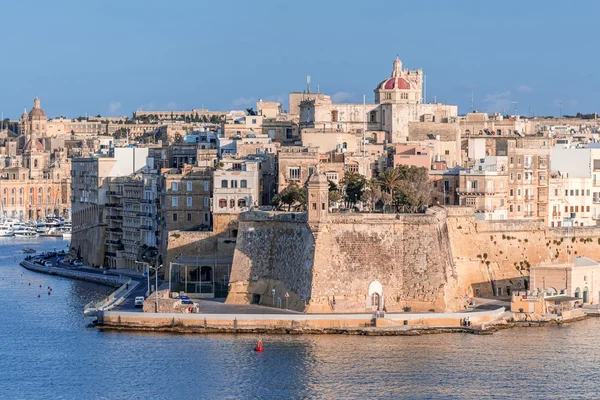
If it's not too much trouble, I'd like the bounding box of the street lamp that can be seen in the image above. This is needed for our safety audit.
[136,260,163,313]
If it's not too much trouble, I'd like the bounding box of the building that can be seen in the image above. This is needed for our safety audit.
[162,165,212,231]
[457,156,509,220]
[213,158,262,215]
[531,256,600,304]
[71,147,154,267]
[298,57,458,144]
[19,97,48,137]
[104,172,160,271]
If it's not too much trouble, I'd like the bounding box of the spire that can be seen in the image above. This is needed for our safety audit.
[21,107,27,119]
[392,56,403,78]
[33,96,41,109]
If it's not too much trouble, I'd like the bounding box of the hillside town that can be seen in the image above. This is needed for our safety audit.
[7,56,600,315]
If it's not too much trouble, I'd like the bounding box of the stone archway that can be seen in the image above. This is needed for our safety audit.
[367,280,384,311]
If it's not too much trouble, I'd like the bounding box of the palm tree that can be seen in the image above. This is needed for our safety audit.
[376,168,401,212]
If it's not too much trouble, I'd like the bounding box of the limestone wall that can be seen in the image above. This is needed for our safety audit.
[226,213,315,311]
[227,209,459,313]
[445,207,600,298]
[71,225,106,267]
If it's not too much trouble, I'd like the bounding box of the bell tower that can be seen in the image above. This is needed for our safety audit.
[306,164,329,223]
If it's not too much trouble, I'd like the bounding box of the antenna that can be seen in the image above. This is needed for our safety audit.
[306,75,311,94]
[512,101,518,115]
[559,101,562,118]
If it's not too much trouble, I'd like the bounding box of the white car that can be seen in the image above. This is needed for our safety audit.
[44,261,52,267]
[134,296,145,307]
[72,260,82,266]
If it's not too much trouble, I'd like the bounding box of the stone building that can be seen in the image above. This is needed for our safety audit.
[71,148,154,267]
[531,257,600,304]
[104,172,160,271]
[457,156,509,220]
[162,165,212,231]
[19,97,48,138]
[213,158,263,215]
[298,57,458,144]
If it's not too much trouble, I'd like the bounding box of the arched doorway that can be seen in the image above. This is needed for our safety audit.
[583,287,589,303]
[575,287,581,299]
[367,280,383,311]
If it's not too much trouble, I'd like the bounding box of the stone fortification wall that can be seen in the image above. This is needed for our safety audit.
[445,207,600,297]
[71,225,106,267]
[226,212,314,311]
[308,210,458,313]
[227,209,460,313]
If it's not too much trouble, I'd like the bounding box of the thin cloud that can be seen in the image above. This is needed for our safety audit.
[482,91,511,113]
[517,85,533,93]
[331,91,354,103]
[108,101,121,113]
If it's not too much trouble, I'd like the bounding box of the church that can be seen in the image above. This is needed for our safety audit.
[298,57,458,144]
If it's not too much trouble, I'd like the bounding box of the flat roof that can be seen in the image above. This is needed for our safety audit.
[545,295,580,303]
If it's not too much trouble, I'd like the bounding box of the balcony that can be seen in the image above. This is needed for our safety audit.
[105,203,123,208]
[594,198,600,204]
[108,228,122,233]
[457,189,498,196]
[140,199,153,204]
[106,215,123,220]
[136,212,153,217]
[140,225,153,231]
[106,252,117,257]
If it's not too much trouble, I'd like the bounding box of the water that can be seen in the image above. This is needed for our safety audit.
[1,237,599,399]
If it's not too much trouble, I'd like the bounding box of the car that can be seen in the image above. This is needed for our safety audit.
[72,260,82,266]
[44,261,52,267]
[134,296,145,307]
[181,299,194,305]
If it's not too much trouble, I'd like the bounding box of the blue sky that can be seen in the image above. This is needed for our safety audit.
[1,0,598,118]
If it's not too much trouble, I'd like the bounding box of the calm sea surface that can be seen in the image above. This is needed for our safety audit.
[1,237,599,399]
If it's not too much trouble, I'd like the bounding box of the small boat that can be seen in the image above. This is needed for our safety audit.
[0,226,13,237]
[22,248,36,254]
[62,232,72,240]
[13,227,39,238]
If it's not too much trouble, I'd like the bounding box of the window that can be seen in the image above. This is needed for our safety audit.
[186,182,192,191]
[289,167,300,180]
[172,197,178,207]
[238,199,246,207]
[510,189,514,196]
[219,199,226,208]
[204,181,209,191]
[171,182,178,191]
[571,190,574,196]
[565,190,569,196]
[231,180,238,188]
[187,197,192,207]
[510,205,514,212]
[445,150,450,155]
[326,173,338,184]
[172,213,178,222]
[370,111,376,122]
[229,199,235,208]
[576,190,579,196]
[187,213,192,222]
[331,110,338,122]
[517,205,521,212]
[204,197,209,207]
[240,180,247,188]
[221,180,228,188]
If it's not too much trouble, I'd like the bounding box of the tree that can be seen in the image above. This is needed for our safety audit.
[328,180,341,204]
[362,178,383,212]
[376,168,402,210]
[173,133,184,143]
[209,114,219,123]
[113,127,128,139]
[340,172,366,209]
[272,182,305,211]
[395,165,432,212]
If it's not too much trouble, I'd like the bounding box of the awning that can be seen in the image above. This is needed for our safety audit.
[545,295,580,303]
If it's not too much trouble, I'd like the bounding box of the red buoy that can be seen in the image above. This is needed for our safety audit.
[37,294,40,298]
[48,291,51,295]
[254,339,264,352]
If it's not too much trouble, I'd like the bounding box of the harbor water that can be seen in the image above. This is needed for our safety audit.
[1,237,599,399]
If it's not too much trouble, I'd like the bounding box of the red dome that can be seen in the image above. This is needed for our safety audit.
[380,77,411,90]
[29,108,46,118]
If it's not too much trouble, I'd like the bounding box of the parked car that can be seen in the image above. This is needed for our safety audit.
[72,260,82,266]
[44,261,52,267]
[134,296,145,307]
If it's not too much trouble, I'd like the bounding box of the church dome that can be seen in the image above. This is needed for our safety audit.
[28,96,46,119]
[378,77,411,90]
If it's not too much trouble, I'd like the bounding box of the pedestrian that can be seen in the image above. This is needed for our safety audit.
[332,297,336,311]
[466,316,471,327]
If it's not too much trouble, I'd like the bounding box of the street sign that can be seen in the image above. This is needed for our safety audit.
[272,289,276,295]
[277,297,281,303]
[284,292,290,298]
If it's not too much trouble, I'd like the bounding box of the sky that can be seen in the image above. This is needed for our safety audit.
[1,0,599,119]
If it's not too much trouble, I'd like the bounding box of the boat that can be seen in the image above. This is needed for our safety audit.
[0,223,13,237]
[13,227,39,238]
[62,231,72,240]
[22,248,36,253]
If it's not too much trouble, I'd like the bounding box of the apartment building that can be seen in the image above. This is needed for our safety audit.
[457,156,509,220]
[162,166,212,231]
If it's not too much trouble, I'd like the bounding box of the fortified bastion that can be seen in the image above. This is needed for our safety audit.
[225,171,600,313]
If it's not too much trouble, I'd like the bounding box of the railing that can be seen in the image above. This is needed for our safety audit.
[84,278,131,316]
[139,225,153,230]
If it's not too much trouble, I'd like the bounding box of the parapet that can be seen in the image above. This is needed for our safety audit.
[238,211,308,223]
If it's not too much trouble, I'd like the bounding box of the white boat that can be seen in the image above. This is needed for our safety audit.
[13,227,39,238]
[0,226,13,237]
[62,231,72,240]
